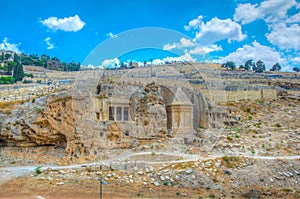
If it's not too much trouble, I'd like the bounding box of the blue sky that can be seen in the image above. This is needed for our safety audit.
[0,0,299,71]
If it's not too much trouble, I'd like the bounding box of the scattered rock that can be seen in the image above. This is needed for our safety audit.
[153,181,160,186]
[185,169,193,175]
[138,171,144,175]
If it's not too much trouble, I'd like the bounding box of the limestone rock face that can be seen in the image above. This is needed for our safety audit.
[130,82,167,138]
[0,92,89,163]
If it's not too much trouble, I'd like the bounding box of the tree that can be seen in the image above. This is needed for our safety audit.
[44,61,48,69]
[120,62,127,68]
[293,67,300,72]
[270,63,281,72]
[13,62,24,82]
[4,53,12,60]
[239,65,244,70]
[143,60,147,67]
[245,59,255,71]
[255,60,266,73]
[13,54,20,63]
[222,61,236,70]
[1,52,4,62]
[7,61,16,74]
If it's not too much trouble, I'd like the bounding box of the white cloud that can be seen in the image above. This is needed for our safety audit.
[266,23,300,50]
[101,58,120,68]
[180,38,195,47]
[163,37,195,50]
[184,15,203,31]
[234,0,300,24]
[260,0,298,20]
[163,43,178,51]
[215,41,286,70]
[153,53,196,64]
[234,3,262,24]
[194,17,247,45]
[291,56,300,63]
[189,45,222,54]
[40,15,85,32]
[0,37,21,53]
[286,12,300,23]
[106,32,118,38]
[44,37,55,50]
[100,53,195,69]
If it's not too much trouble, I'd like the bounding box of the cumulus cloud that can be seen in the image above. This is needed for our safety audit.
[163,43,178,51]
[152,53,196,64]
[286,13,300,23]
[40,15,85,32]
[234,3,262,24]
[106,32,118,38]
[266,23,300,50]
[184,15,203,31]
[260,0,298,20]
[291,56,300,63]
[189,45,222,54]
[101,58,120,68]
[163,37,195,50]
[44,37,55,50]
[215,41,286,70]
[0,37,21,53]
[194,17,247,45]
[99,53,196,69]
[234,0,300,24]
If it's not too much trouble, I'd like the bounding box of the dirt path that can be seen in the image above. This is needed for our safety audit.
[1,152,300,186]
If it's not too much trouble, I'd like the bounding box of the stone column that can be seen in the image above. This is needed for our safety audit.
[114,106,117,121]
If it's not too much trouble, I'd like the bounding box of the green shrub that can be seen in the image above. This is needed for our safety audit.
[274,123,281,127]
[163,181,169,186]
[0,76,15,84]
[35,166,42,175]
[282,188,293,192]
[227,136,233,141]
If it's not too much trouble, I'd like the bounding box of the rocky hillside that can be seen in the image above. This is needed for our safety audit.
[0,92,90,163]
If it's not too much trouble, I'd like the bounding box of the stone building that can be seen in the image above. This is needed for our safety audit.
[92,81,227,148]
[166,87,197,139]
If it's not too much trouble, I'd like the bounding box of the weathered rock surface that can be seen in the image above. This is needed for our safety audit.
[0,91,89,163]
[130,82,168,138]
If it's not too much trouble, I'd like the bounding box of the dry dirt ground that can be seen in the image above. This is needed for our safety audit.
[1,155,300,199]
[0,176,298,199]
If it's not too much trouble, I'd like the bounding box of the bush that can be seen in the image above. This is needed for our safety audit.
[227,136,233,141]
[0,76,15,84]
[35,166,42,175]
[245,107,251,113]
[282,188,293,192]
[23,79,32,84]
[274,123,281,127]
[163,181,169,186]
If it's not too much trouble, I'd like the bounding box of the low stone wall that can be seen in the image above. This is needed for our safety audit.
[201,89,278,103]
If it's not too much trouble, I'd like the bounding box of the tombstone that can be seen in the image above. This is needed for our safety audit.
[166,87,197,142]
